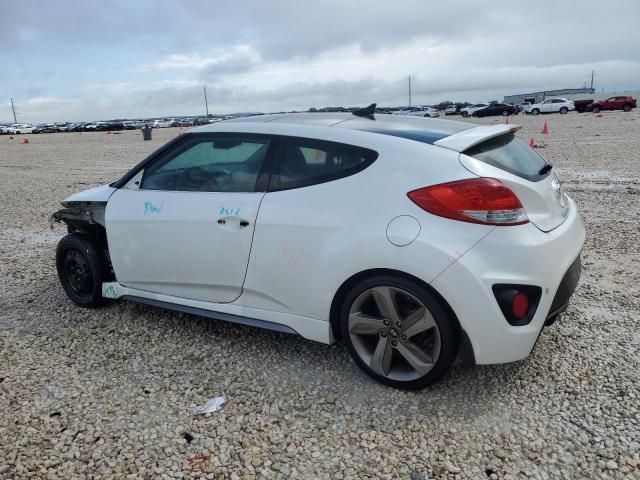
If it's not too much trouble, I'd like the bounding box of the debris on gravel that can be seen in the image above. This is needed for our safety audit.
[1,112,639,478]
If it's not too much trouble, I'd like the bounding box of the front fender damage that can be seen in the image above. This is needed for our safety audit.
[49,201,107,229]
[50,201,114,282]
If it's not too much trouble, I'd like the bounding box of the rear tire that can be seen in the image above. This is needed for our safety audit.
[623,104,631,112]
[461,111,469,118]
[592,106,601,113]
[531,108,540,115]
[56,233,107,308]
[340,275,458,390]
[559,107,568,114]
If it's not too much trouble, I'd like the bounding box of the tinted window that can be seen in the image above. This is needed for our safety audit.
[269,138,377,191]
[464,133,549,182]
[142,136,270,192]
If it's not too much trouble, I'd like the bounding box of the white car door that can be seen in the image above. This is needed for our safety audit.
[540,100,553,113]
[242,136,379,318]
[106,133,272,303]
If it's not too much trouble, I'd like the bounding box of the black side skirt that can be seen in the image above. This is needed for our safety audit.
[122,295,298,335]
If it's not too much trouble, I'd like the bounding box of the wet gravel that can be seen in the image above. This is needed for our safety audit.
[1,113,639,479]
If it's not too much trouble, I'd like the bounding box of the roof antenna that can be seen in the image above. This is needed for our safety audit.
[352,103,376,119]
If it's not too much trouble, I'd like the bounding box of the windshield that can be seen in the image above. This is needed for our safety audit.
[464,133,550,182]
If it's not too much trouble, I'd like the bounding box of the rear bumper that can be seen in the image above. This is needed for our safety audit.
[431,197,585,364]
[545,255,581,323]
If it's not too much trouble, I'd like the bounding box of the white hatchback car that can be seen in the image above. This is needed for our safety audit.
[525,98,575,115]
[51,106,584,389]
[394,106,440,118]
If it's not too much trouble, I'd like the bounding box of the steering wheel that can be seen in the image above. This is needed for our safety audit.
[178,167,232,191]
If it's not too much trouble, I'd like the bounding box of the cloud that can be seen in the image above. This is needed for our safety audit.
[1,0,639,122]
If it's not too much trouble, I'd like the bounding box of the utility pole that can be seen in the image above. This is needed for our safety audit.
[408,76,412,107]
[203,85,209,117]
[10,97,17,123]
[590,70,594,90]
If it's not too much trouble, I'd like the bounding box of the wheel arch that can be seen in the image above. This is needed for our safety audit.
[329,267,474,364]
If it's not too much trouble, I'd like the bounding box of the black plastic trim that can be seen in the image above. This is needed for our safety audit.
[122,295,298,335]
[492,284,542,326]
[548,255,581,315]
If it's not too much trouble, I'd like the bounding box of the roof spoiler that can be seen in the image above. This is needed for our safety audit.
[433,124,522,153]
[352,103,376,120]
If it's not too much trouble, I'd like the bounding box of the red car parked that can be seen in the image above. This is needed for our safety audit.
[587,96,636,113]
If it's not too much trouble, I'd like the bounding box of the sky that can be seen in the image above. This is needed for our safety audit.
[1,0,639,123]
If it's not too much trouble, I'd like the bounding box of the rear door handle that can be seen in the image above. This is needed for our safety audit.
[239,220,250,227]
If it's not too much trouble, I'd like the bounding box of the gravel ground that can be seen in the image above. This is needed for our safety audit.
[1,112,639,479]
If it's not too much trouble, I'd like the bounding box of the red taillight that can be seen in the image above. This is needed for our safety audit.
[407,178,528,225]
[511,292,529,319]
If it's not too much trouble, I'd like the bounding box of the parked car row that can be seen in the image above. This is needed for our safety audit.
[0,117,220,135]
[523,96,636,115]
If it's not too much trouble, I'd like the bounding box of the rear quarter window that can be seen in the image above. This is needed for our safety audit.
[269,138,378,191]
[463,133,550,182]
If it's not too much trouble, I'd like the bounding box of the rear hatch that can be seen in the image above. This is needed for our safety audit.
[434,125,569,232]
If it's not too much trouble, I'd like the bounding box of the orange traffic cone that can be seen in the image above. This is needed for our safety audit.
[529,138,535,148]
[542,121,548,134]
[21,138,29,144]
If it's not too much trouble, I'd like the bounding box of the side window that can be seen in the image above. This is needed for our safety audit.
[141,136,270,192]
[269,138,377,191]
[552,99,563,103]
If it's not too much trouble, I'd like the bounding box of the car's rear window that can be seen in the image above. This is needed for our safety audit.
[463,133,550,182]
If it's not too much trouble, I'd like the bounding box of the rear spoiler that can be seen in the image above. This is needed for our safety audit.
[434,124,522,153]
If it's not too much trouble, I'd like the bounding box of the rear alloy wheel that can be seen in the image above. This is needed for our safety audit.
[56,233,107,307]
[623,104,631,112]
[461,112,469,118]
[341,276,457,389]
[559,107,568,114]
[592,106,601,113]
[531,108,540,115]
